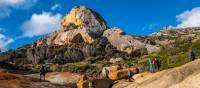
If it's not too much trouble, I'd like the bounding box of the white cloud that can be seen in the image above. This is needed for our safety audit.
[0,0,37,18]
[0,0,37,8]
[21,12,62,37]
[0,33,14,51]
[176,7,200,28]
[0,0,26,7]
[51,4,62,11]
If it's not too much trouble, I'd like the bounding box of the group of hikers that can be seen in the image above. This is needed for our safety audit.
[148,58,159,73]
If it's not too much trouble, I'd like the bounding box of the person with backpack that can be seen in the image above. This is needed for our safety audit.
[104,68,109,79]
[149,59,155,73]
[40,65,48,80]
[189,48,196,61]
[127,67,132,82]
[96,64,102,79]
[153,58,158,72]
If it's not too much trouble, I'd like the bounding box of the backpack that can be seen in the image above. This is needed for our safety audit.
[40,66,48,73]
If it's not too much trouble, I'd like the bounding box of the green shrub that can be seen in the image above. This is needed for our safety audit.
[61,62,93,73]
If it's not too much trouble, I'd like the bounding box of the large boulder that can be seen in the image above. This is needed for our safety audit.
[108,67,139,80]
[102,65,121,77]
[60,6,107,34]
[103,28,146,55]
[42,6,107,45]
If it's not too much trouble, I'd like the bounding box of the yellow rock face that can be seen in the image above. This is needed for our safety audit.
[108,69,128,80]
[77,75,89,88]
[125,47,135,55]
[108,67,139,80]
[61,7,85,29]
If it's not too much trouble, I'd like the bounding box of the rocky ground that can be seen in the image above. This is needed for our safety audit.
[2,59,200,88]
[27,72,81,88]
[0,70,80,88]
[113,59,200,88]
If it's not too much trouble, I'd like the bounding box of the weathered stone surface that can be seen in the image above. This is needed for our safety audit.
[109,57,124,64]
[46,72,80,87]
[145,44,160,53]
[108,67,139,80]
[60,6,107,34]
[103,28,146,55]
[50,6,106,45]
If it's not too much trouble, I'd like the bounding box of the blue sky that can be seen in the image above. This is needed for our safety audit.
[0,0,200,51]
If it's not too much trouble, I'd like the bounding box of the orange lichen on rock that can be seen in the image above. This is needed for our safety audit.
[61,13,84,29]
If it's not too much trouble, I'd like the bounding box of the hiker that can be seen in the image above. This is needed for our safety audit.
[104,68,109,79]
[189,48,196,61]
[127,67,132,82]
[149,59,155,73]
[97,72,102,79]
[156,58,161,70]
[97,64,102,79]
[153,58,158,72]
[40,65,48,80]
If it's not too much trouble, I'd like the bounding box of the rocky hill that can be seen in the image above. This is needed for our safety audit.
[148,27,200,46]
[0,6,158,65]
